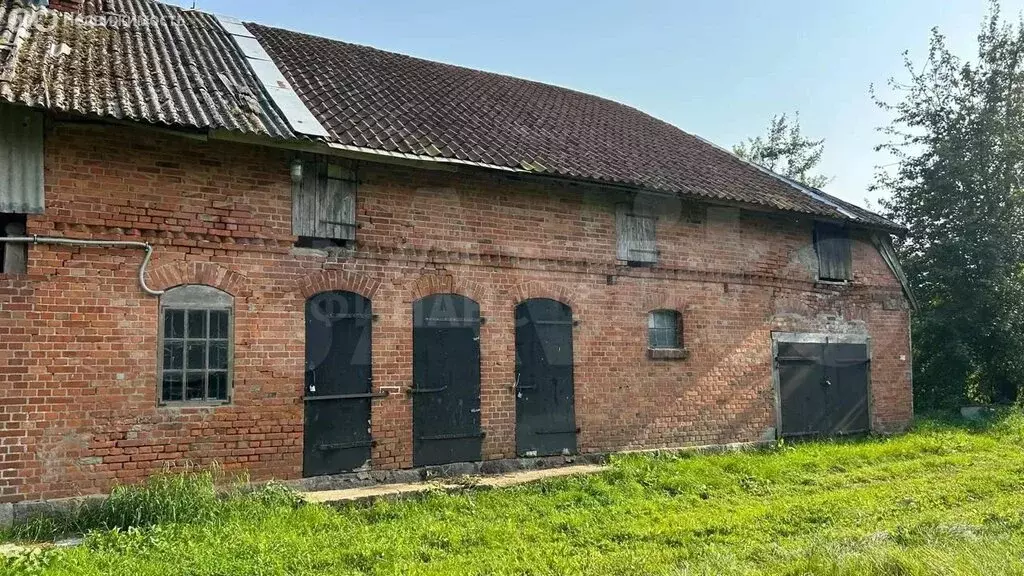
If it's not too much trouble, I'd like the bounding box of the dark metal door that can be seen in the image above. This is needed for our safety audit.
[515,299,576,456]
[777,339,871,438]
[412,294,483,467]
[826,343,870,434]
[303,291,374,477]
[777,341,828,437]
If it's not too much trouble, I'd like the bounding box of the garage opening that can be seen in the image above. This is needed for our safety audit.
[773,333,871,438]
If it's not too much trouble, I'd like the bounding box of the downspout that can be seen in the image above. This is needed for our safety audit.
[0,236,164,296]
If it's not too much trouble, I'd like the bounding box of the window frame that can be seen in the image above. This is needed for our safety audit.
[157,285,234,406]
[647,309,682,350]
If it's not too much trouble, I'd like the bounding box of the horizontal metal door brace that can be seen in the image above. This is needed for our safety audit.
[317,440,375,451]
[417,431,487,442]
[304,391,390,401]
[405,386,448,394]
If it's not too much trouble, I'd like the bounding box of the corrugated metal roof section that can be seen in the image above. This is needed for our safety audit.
[216,15,328,138]
[0,103,44,214]
[0,0,297,139]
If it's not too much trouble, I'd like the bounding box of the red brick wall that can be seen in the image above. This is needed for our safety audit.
[0,123,913,502]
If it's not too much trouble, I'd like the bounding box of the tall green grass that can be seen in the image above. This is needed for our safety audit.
[4,467,302,543]
[5,410,1024,575]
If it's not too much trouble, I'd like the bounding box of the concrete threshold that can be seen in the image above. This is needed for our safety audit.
[302,463,609,505]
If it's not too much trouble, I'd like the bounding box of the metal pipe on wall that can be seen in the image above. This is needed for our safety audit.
[0,235,164,296]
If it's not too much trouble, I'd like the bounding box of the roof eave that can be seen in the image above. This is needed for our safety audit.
[688,133,905,234]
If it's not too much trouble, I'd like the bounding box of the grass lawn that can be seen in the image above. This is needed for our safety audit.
[5,413,1024,575]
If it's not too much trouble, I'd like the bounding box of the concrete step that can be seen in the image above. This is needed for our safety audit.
[301,463,609,505]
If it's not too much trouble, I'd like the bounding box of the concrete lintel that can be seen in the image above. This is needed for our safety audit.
[772,332,871,345]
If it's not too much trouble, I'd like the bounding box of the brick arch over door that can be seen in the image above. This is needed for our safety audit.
[406,271,488,304]
[510,280,581,310]
[148,261,250,296]
[297,269,381,300]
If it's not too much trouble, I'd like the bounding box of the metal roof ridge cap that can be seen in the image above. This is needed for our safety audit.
[212,14,329,138]
[688,132,858,221]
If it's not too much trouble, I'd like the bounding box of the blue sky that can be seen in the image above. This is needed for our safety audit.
[167,0,1019,209]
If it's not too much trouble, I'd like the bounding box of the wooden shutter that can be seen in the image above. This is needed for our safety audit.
[292,153,322,239]
[616,203,657,264]
[814,222,852,281]
[292,155,357,241]
[320,164,356,240]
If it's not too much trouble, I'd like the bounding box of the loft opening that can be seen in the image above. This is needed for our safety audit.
[292,154,358,249]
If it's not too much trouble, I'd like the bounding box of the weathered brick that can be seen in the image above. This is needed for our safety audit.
[0,123,913,502]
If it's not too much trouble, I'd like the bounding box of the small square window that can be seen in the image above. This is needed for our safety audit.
[648,310,681,350]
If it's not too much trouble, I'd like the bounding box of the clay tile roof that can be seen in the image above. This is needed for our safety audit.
[0,0,900,231]
[247,23,899,231]
[0,0,295,139]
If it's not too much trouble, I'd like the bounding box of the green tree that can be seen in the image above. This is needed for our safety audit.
[733,113,831,189]
[876,2,1024,408]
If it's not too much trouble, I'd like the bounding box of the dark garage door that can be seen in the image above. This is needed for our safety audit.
[776,338,870,437]
[515,298,577,457]
[304,291,376,477]
[411,294,483,467]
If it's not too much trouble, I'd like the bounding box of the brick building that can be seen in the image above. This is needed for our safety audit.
[0,0,913,503]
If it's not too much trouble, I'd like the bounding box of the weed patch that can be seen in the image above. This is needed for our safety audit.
[3,468,302,543]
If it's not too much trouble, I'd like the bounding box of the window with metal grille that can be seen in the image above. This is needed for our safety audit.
[159,285,233,404]
[648,310,681,349]
[814,222,853,282]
